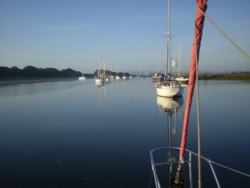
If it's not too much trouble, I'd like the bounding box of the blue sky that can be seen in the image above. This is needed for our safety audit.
[0,0,249,73]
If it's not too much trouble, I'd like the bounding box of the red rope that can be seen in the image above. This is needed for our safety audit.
[179,0,207,158]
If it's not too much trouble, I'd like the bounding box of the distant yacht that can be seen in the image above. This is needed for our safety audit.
[152,72,165,82]
[175,76,188,84]
[175,47,188,84]
[95,69,105,84]
[115,72,120,80]
[95,53,105,85]
[78,75,86,80]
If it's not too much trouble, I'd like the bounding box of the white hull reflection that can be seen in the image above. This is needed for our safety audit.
[156,96,183,113]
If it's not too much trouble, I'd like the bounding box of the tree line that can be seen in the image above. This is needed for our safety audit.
[0,66,91,79]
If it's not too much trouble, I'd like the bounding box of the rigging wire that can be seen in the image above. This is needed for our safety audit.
[196,3,250,186]
[195,3,204,187]
[197,5,250,60]
[194,5,250,187]
[209,160,250,178]
[192,4,202,187]
[195,27,202,188]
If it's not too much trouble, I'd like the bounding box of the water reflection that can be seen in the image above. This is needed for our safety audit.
[180,83,188,88]
[96,81,107,110]
[95,79,114,110]
[157,96,183,114]
[155,97,183,185]
[0,79,83,97]
[156,96,183,146]
[0,79,249,187]
[157,96,183,133]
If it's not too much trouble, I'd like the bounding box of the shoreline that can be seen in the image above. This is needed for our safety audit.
[198,73,250,80]
[1,73,250,81]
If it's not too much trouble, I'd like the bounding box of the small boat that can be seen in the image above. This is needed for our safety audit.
[95,54,105,84]
[105,77,109,82]
[109,75,114,80]
[78,75,86,80]
[115,75,120,80]
[95,77,104,84]
[175,76,188,84]
[152,72,165,82]
[175,47,188,84]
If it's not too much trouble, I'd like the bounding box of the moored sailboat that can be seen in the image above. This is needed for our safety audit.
[156,80,183,97]
[78,74,86,80]
[175,47,189,85]
[95,53,105,85]
[115,75,120,80]
[156,0,183,98]
[95,65,105,85]
[152,72,165,82]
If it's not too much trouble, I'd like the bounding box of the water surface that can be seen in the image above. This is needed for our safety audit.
[0,79,249,187]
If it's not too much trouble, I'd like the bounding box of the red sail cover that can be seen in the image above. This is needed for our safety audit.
[179,0,207,158]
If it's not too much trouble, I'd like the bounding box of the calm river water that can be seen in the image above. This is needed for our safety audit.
[0,78,249,187]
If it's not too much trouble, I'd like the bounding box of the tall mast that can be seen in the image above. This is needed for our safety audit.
[178,46,181,76]
[167,0,171,74]
[97,51,102,77]
[172,0,208,186]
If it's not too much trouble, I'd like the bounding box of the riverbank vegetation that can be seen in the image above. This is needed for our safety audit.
[0,66,133,80]
[1,66,250,80]
[0,66,92,80]
[199,72,250,80]
[171,72,250,80]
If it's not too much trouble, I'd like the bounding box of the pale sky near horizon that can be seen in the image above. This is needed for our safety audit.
[0,0,249,73]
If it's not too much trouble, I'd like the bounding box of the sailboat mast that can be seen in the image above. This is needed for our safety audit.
[173,0,207,186]
[167,0,171,74]
[178,46,181,76]
[97,52,101,77]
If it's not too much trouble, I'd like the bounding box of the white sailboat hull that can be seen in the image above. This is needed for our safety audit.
[95,78,104,84]
[78,76,86,80]
[156,82,183,98]
[175,77,188,83]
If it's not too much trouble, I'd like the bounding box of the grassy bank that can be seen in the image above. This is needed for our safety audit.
[199,73,250,80]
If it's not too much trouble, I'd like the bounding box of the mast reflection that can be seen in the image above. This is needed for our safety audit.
[156,96,183,185]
